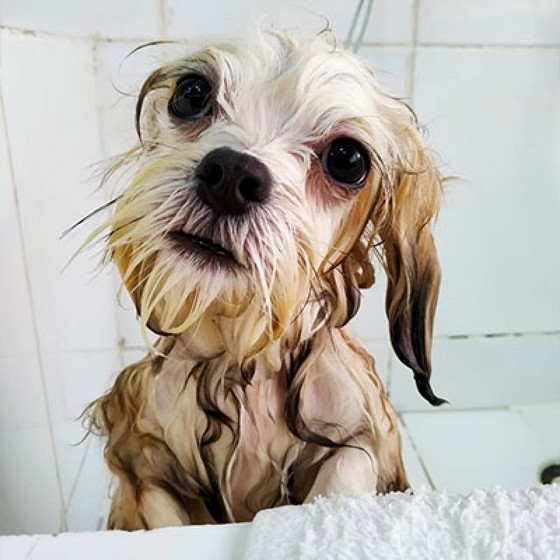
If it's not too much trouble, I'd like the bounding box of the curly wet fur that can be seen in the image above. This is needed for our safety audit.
[85,29,442,529]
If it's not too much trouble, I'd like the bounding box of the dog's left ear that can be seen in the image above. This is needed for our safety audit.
[377,131,445,406]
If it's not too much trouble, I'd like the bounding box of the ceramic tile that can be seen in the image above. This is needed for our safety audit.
[164,0,345,41]
[165,0,412,44]
[1,0,160,39]
[50,421,90,509]
[95,40,165,158]
[514,402,560,463]
[418,0,560,45]
[391,334,560,412]
[351,268,390,341]
[52,349,118,507]
[1,34,123,528]
[360,46,410,98]
[122,348,149,367]
[401,408,550,493]
[398,417,432,490]
[1,32,119,354]
[0,84,36,359]
[164,0,251,40]
[59,349,121,420]
[0,426,62,535]
[361,0,414,44]
[66,436,112,531]
[413,47,560,336]
[0,357,50,430]
[51,350,120,512]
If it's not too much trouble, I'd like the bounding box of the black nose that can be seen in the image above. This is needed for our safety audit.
[195,148,271,215]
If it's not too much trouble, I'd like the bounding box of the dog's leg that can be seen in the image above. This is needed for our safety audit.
[108,480,190,530]
[303,446,378,502]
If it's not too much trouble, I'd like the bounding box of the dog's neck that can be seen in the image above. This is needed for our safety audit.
[146,295,332,378]
[151,322,319,387]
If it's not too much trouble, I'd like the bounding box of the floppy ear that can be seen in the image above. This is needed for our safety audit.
[378,132,445,406]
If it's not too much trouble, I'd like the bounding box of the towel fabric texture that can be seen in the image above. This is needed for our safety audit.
[243,485,560,559]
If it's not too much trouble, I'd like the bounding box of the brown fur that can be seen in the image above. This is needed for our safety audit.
[89,329,408,527]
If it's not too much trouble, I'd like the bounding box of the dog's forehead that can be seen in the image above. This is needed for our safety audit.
[182,36,381,139]
[223,40,373,108]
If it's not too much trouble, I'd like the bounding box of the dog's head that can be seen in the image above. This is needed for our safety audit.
[96,30,443,404]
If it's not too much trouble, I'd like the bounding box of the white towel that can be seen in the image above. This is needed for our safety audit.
[243,486,560,560]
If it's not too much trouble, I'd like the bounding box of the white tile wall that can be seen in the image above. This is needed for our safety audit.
[418,0,560,45]
[0,427,62,535]
[0,93,48,431]
[414,46,560,336]
[515,403,560,463]
[351,274,389,342]
[401,407,558,493]
[65,436,111,532]
[360,46,410,98]
[164,0,413,46]
[0,81,62,536]
[1,0,559,537]
[1,29,120,533]
[165,0,357,42]
[391,334,560,411]
[361,0,414,44]
[399,418,433,490]
[1,0,161,39]
[1,32,118,354]
[95,41,164,157]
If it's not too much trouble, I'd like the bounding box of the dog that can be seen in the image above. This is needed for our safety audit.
[84,29,444,530]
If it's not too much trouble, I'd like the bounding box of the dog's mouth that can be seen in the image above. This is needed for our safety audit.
[169,231,237,264]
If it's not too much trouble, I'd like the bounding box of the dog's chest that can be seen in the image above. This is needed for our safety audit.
[149,355,302,520]
[146,333,374,522]
[226,375,302,520]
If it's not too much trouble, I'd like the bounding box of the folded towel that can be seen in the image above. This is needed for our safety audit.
[243,485,560,560]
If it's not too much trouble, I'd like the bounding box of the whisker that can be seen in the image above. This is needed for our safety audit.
[61,196,122,239]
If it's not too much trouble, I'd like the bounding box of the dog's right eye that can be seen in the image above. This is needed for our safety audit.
[321,138,370,188]
[168,74,213,120]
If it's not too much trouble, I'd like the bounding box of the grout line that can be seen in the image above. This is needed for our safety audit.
[407,0,420,102]
[119,330,560,353]
[359,330,560,344]
[157,0,167,39]
[1,24,559,50]
[398,413,437,490]
[0,25,155,44]
[416,41,560,50]
[92,38,106,157]
[23,536,42,558]
[64,436,92,519]
[442,330,560,340]
[398,404,512,415]
[0,81,68,532]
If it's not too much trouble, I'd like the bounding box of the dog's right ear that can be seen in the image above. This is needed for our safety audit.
[377,131,446,406]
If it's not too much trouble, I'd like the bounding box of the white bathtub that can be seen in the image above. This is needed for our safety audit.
[0,523,251,560]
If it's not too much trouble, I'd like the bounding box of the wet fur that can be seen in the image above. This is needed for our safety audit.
[85,30,442,529]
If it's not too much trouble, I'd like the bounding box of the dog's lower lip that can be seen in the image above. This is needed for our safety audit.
[169,231,235,261]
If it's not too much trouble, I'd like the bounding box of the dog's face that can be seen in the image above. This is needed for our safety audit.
[98,31,442,403]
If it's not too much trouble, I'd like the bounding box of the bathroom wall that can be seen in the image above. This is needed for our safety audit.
[1,0,559,534]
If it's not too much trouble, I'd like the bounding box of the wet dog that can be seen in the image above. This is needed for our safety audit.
[85,30,443,529]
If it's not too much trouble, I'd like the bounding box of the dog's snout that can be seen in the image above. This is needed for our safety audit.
[195,148,271,215]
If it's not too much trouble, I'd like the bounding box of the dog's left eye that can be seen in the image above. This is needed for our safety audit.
[322,138,370,187]
[168,74,213,120]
